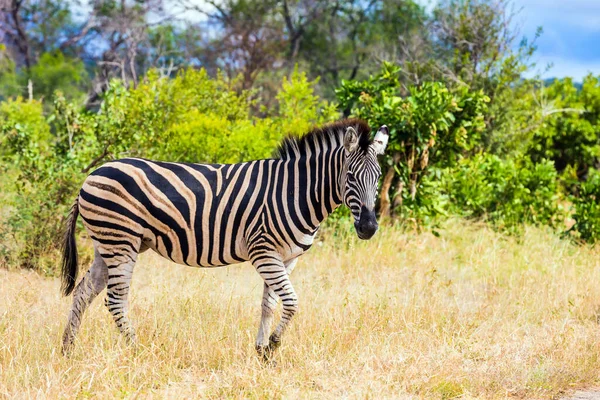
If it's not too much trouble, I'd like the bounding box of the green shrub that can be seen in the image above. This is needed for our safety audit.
[0,68,339,272]
[0,98,51,160]
[528,75,600,181]
[29,52,89,103]
[162,114,280,163]
[570,169,600,243]
[443,154,563,232]
[337,62,488,220]
[0,98,75,271]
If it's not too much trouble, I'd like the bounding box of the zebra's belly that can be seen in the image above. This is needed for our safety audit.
[142,226,250,268]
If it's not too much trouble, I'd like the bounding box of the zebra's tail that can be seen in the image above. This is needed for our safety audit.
[61,197,80,297]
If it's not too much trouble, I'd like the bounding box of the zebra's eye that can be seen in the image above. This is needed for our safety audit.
[347,173,356,183]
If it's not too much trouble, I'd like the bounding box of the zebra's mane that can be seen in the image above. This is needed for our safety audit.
[275,119,372,160]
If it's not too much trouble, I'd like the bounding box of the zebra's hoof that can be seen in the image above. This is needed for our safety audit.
[126,334,138,346]
[256,345,277,364]
[267,334,281,351]
[61,340,74,357]
[61,332,74,356]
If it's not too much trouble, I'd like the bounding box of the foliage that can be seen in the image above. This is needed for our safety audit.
[0,0,432,104]
[0,68,337,271]
[442,154,563,232]
[414,0,541,156]
[275,68,339,136]
[569,169,600,243]
[528,76,600,181]
[0,98,51,160]
[29,52,89,102]
[0,48,89,104]
[158,68,337,163]
[0,45,21,100]
[0,97,76,271]
[297,0,426,94]
[337,62,488,218]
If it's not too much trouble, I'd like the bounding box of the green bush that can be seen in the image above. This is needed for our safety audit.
[0,68,339,272]
[337,62,488,220]
[443,154,563,232]
[0,49,89,104]
[528,75,600,181]
[160,68,337,164]
[570,169,600,243]
[29,52,89,103]
[0,98,74,271]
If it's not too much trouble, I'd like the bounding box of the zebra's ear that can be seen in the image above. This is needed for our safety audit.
[344,127,359,153]
[372,125,389,155]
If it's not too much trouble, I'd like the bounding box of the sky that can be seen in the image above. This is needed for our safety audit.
[510,0,600,80]
[420,0,600,80]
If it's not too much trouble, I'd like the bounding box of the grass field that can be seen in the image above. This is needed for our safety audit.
[1,221,600,399]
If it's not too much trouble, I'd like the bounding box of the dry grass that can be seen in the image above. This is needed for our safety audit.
[1,220,600,399]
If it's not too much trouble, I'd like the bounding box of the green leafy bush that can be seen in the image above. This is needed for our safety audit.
[337,62,488,220]
[0,97,51,160]
[570,169,600,243]
[0,68,339,272]
[528,75,600,180]
[29,52,89,103]
[443,154,563,232]
[0,49,89,104]
[161,68,337,164]
[0,98,74,271]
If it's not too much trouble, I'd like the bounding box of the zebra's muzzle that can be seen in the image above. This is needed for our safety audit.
[355,205,378,240]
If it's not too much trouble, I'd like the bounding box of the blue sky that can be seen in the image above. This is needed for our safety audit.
[422,0,600,80]
[512,0,600,80]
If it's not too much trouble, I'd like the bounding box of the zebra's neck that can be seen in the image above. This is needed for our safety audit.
[281,132,346,232]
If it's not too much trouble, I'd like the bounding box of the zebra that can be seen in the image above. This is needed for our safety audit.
[60,119,389,358]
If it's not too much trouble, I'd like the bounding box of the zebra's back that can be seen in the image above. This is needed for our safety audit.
[78,157,273,267]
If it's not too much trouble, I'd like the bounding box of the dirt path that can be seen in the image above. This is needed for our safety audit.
[564,390,600,399]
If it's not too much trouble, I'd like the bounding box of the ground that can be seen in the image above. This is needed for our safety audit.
[1,221,600,398]
[565,390,600,399]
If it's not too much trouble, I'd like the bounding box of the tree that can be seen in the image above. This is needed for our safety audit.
[0,0,93,101]
[337,63,488,219]
[429,0,539,152]
[178,0,286,90]
[0,0,94,70]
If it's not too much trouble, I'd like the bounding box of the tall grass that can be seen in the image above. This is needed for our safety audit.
[1,220,600,398]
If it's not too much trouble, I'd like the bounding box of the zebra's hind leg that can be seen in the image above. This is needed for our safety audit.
[254,256,299,360]
[104,254,138,344]
[62,249,108,355]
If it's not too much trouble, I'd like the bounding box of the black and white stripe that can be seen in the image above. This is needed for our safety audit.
[60,119,389,357]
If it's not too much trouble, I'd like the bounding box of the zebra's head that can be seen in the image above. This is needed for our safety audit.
[343,125,389,240]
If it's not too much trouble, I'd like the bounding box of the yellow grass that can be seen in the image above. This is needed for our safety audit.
[1,220,600,399]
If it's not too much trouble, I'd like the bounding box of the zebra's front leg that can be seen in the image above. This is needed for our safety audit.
[254,257,299,359]
[256,283,277,358]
